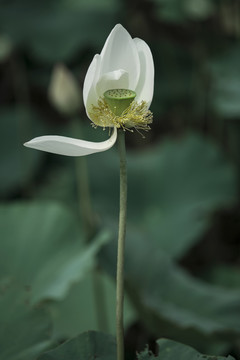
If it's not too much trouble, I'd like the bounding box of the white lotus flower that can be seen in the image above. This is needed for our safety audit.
[24,24,154,157]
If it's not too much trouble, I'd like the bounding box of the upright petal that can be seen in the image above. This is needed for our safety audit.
[83,54,101,109]
[96,69,129,97]
[99,24,140,91]
[133,38,154,106]
[24,127,117,157]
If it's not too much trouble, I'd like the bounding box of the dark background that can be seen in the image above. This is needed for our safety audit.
[1,0,240,359]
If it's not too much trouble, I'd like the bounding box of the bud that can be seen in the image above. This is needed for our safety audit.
[48,64,81,116]
[0,35,12,62]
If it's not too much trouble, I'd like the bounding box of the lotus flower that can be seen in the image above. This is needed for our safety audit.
[24,24,154,156]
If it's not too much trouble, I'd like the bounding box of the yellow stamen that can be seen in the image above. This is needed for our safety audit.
[89,98,153,132]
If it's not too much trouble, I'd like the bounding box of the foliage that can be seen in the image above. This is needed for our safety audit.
[37,331,236,360]
[138,338,236,360]
[38,331,116,360]
[1,0,240,358]
[0,284,52,360]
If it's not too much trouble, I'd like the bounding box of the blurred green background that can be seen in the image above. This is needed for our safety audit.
[1,0,240,359]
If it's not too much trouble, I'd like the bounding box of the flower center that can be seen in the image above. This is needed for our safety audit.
[89,89,153,132]
[104,89,136,116]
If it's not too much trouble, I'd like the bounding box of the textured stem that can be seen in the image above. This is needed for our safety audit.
[75,155,96,240]
[116,130,127,360]
[73,120,108,332]
[72,120,96,240]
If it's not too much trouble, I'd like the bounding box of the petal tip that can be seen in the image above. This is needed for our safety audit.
[110,23,129,38]
[114,23,124,30]
[23,141,30,147]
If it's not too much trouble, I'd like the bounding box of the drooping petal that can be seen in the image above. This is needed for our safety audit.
[24,127,117,157]
[83,54,101,109]
[133,38,154,107]
[99,24,140,91]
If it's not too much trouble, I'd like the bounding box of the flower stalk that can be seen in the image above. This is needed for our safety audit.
[23,25,154,358]
[116,129,127,360]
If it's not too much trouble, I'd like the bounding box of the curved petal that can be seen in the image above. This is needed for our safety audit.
[83,54,101,109]
[24,127,117,157]
[99,24,140,91]
[133,38,154,107]
[96,69,129,97]
[86,69,129,119]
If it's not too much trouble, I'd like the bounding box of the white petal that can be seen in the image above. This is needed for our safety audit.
[133,38,154,107]
[83,54,101,108]
[96,69,129,97]
[99,24,140,91]
[24,127,117,157]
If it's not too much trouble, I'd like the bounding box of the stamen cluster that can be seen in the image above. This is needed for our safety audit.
[89,98,153,132]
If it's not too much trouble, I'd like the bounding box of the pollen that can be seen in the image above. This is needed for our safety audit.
[89,97,153,132]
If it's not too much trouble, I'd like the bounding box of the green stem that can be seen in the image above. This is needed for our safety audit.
[75,154,96,241]
[116,130,127,360]
[72,120,96,240]
[73,120,109,332]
